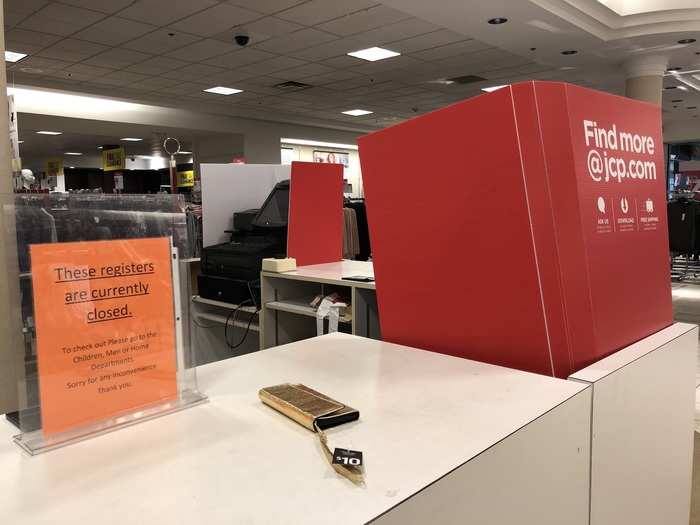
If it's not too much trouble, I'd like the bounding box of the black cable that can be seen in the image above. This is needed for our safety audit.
[225,307,260,350]
[224,299,259,350]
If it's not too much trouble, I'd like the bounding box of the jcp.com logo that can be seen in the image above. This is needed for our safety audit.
[583,120,657,183]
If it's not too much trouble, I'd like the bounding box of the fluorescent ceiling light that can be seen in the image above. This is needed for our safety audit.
[482,85,508,93]
[428,79,455,85]
[18,140,24,144]
[5,51,27,63]
[347,47,400,62]
[120,137,142,142]
[36,130,62,135]
[64,152,83,156]
[203,86,243,95]
[342,109,373,116]
[177,151,192,155]
[281,138,358,151]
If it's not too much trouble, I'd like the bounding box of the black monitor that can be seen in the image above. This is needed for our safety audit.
[252,180,289,229]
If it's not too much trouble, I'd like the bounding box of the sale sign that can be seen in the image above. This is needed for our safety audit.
[30,237,177,435]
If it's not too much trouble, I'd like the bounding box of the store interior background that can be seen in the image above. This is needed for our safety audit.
[2,0,700,519]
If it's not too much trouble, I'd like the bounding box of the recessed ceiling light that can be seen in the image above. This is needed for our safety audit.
[428,79,455,85]
[69,166,75,169]
[561,50,578,55]
[36,131,62,135]
[560,66,576,70]
[203,86,243,95]
[18,140,24,144]
[679,39,697,44]
[482,85,509,93]
[488,17,508,24]
[120,137,142,142]
[342,109,373,116]
[347,47,400,62]
[64,152,83,156]
[5,51,27,63]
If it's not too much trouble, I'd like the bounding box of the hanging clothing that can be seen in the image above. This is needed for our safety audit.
[343,207,360,259]
[345,200,371,261]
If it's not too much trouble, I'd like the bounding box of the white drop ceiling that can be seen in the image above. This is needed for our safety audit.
[3,0,700,134]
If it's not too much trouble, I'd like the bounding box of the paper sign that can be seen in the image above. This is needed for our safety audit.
[46,158,63,178]
[103,147,125,172]
[177,170,194,187]
[30,237,178,435]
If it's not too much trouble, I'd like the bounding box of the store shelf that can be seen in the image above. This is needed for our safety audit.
[192,295,258,313]
[265,298,350,323]
[194,312,260,332]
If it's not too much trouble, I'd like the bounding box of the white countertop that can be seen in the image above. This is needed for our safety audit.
[569,323,697,383]
[263,260,375,289]
[0,333,587,525]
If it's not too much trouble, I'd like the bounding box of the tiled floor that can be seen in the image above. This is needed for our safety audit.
[672,283,700,524]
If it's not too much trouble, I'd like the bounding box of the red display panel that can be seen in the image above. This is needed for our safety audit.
[359,82,672,378]
[287,161,344,267]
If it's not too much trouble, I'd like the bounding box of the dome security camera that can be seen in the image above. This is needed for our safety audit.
[234,34,250,46]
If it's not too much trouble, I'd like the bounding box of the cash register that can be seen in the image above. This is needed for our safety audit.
[198,180,289,307]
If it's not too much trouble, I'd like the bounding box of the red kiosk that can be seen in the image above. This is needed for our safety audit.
[359,81,672,378]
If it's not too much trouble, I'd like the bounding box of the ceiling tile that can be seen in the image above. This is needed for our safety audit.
[161,63,228,81]
[351,17,441,46]
[38,39,108,62]
[409,40,491,61]
[119,0,219,25]
[167,39,239,61]
[158,82,211,95]
[74,17,158,46]
[235,15,303,39]
[255,28,337,53]
[125,56,190,75]
[129,77,178,91]
[91,70,150,86]
[303,69,364,85]
[122,29,202,54]
[19,3,106,36]
[169,3,261,37]
[267,62,336,80]
[231,55,307,79]
[317,5,410,37]
[6,56,73,73]
[59,0,134,13]
[388,30,468,54]
[45,70,95,82]
[4,0,49,19]
[289,36,365,61]
[63,63,114,76]
[275,0,377,26]
[203,48,276,68]
[224,0,306,15]
[82,48,152,68]
[5,28,62,54]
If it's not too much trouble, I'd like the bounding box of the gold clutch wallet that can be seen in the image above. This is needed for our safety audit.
[259,383,363,484]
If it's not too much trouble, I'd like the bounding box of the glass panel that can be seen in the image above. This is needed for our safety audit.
[3,193,205,454]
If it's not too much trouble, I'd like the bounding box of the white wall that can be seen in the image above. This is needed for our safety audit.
[9,85,364,165]
[281,143,363,197]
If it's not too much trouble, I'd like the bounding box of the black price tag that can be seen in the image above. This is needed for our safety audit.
[332,448,363,467]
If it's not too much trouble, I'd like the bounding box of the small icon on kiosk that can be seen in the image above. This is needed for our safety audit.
[620,197,629,214]
[597,197,606,214]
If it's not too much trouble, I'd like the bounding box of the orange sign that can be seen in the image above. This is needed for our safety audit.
[30,237,178,435]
